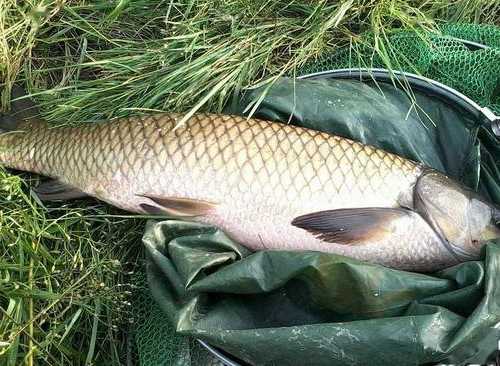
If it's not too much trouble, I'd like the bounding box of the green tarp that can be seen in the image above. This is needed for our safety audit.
[145,221,500,365]
[141,76,500,365]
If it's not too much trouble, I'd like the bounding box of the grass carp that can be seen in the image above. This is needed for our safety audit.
[1,96,499,271]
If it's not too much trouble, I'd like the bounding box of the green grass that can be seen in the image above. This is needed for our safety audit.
[0,169,144,365]
[0,0,498,365]
[10,0,499,121]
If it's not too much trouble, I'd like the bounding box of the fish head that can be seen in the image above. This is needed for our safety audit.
[414,170,500,258]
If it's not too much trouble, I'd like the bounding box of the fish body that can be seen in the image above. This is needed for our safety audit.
[1,112,499,271]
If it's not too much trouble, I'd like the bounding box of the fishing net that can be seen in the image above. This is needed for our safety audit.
[299,23,500,114]
[131,23,500,366]
[131,271,224,366]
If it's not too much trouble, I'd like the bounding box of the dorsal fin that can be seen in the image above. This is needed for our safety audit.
[1,85,44,133]
[34,179,88,201]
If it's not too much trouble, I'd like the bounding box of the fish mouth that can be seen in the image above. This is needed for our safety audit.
[493,206,500,225]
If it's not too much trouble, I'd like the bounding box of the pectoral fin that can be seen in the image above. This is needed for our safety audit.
[139,195,216,217]
[34,179,88,201]
[292,207,412,245]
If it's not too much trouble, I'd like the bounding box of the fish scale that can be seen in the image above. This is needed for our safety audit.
[2,112,489,271]
[2,112,419,212]
[99,116,400,191]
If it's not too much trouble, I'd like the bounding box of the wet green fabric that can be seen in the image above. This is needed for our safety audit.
[144,220,500,365]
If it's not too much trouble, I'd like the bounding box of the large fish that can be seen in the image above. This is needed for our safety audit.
[1,100,499,271]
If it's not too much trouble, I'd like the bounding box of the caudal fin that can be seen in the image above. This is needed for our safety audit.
[0,85,42,133]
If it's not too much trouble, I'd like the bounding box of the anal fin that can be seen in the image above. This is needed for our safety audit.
[34,179,88,201]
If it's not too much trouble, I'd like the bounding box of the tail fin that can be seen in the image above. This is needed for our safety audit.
[0,85,42,133]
